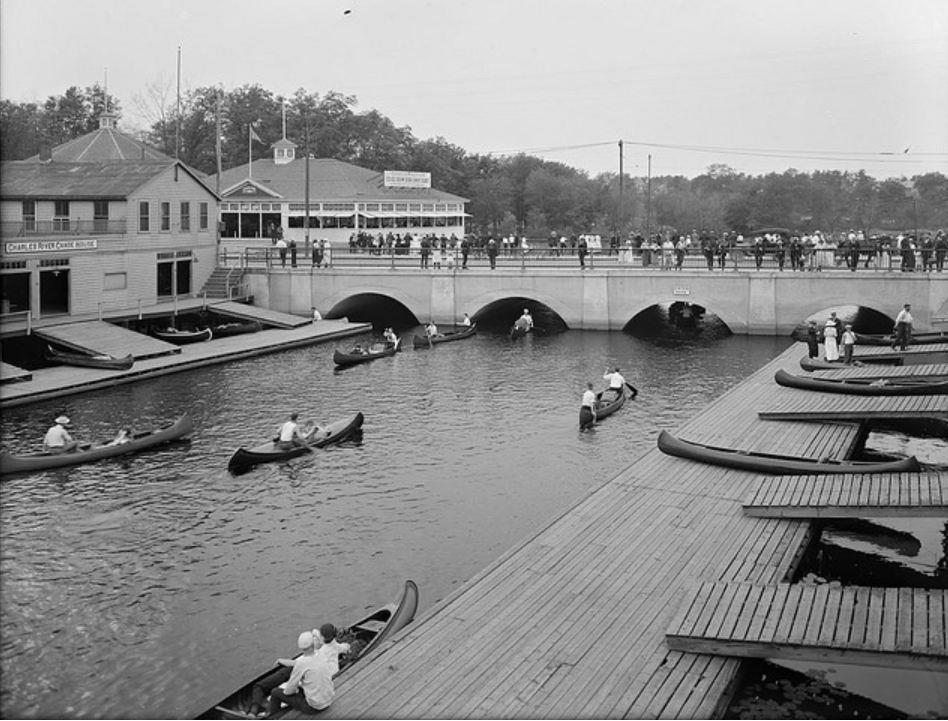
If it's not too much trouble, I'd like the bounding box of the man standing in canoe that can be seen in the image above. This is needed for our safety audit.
[579,382,597,430]
[603,366,639,399]
[277,413,306,450]
[893,303,913,350]
[43,415,77,454]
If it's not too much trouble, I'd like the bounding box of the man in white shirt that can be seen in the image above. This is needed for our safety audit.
[893,303,913,350]
[43,415,77,454]
[579,382,597,430]
[277,412,305,450]
[603,366,638,399]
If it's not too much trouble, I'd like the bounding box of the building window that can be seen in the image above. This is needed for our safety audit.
[22,201,36,231]
[161,202,170,231]
[53,200,69,232]
[199,202,208,229]
[103,272,127,290]
[180,201,191,231]
[140,202,150,231]
[94,200,109,232]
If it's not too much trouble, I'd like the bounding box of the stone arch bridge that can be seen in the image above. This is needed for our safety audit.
[246,268,947,334]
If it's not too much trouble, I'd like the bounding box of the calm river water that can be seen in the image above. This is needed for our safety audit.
[0,330,940,718]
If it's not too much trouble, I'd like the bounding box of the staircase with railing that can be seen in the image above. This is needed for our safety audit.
[200,267,250,300]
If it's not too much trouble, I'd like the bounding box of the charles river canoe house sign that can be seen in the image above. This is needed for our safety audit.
[5,239,99,253]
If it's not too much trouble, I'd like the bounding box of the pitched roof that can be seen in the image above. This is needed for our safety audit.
[25,127,172,163]
[218,157,468,203]
[0,161,216,199]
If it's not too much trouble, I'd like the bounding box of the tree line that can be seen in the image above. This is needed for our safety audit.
[3,83,946,239]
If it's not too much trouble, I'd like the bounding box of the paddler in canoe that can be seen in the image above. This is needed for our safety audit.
[276,413,312,450]
[43,415,78,454]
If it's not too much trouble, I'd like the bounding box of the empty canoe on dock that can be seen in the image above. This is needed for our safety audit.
[45,345,134,371]
[775,368,948,396]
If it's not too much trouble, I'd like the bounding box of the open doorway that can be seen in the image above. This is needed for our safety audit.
[40,269,69,316]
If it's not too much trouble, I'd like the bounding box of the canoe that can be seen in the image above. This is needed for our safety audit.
[799,355,902,371]
[333,338,400,367]
[44,345,134,371]
[656,429,921,475]
[197,580,419,720]
[412,323,477,349]
[153,327,213,344]
[593,387,626,421]
[775,368,948,396]
[227,411,364,474]
[211,321,262,338]
[855,331,948,346]
[509,323,531,340]
[0,414,194,477]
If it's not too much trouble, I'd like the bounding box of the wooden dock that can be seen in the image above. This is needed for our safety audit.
[758,394,948,422]
[35,320,180,359]
[744,472,948,518]
[0,319,370,409]
[310,342,946,719]
[665,581,947,671]
[851,344,948,364]
[796,363,948,380]
[211,301,313,328]
[0,361,32,383]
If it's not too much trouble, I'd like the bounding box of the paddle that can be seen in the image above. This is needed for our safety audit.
[625,381,639,399]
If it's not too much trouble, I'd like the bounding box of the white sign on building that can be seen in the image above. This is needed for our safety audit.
[4,239,98,253]
[383,171,431,189]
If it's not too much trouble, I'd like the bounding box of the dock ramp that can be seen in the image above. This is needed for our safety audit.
[666,580,947,671]
[743,472,948,518]
[210,301,311,329]
[36,321,180,360]
[1,361,32,383]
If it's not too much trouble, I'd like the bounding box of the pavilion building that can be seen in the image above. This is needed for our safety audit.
[216,135,468,252]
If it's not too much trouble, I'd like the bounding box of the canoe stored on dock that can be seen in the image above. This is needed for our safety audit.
[196,580,419,719]
[44,345,134,370]
[656,429,921,475]
[153,327,213,344]
[775,368,948,396]
[227,411,364,474]
[0,414,194,476]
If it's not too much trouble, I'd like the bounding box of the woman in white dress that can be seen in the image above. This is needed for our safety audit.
[823,320,840,361]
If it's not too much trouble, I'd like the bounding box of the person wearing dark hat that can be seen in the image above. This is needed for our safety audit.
[43,415,77,454]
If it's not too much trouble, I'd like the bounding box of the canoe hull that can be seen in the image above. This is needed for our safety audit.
[227,411,364,474]
[153,327,213,345]
[656,429,920,475]
[855,332,948,346]
[197,580,419,720]
[412,323,476,348]
[0,415,194,476]
[333,339,399,367]
[775,368,948,396]
[799,355,902,371]
[593,388,626,421]
[212,321,262,338]
[45,346,134,370]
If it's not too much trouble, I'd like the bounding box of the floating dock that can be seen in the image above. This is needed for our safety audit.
[35,319,181,359]
[310,341,947,719]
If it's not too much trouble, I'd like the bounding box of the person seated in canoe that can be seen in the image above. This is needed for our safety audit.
[349,343,368,355]
[106,427,133,446]
[300,420,328,440]
[383,327,398,345]
[425,321,440,338]
[43,415,78,454]
[277,412,307,450]
[248,624,352,718]
[461,313,472,326]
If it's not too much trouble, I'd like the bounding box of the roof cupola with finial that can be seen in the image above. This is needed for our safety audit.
[272,101,297,165]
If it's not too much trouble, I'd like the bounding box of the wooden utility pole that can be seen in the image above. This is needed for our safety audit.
[646,154,652,241]
[618,140,624,240]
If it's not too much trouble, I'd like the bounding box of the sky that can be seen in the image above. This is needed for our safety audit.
[2,0,947,179]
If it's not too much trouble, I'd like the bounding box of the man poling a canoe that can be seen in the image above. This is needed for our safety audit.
[43,415,78,454]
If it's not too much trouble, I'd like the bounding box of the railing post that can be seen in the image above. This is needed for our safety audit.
[390,244,395,270]
[27,311,32,335]
[589,249,595,270]
[98,301,103,321]
[138,298,143,320]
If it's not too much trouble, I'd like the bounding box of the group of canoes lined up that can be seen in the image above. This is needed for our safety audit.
[332,323,477,368]
[657,337,946,475]
[40,322,265,373]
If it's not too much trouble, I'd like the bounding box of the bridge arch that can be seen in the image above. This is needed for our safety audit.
[615,294,746,334]
[462,288,573,328]
[321,285,427,322]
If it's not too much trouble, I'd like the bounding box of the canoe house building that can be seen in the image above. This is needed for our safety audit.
[216,136,468,253]
[0,113,219,326]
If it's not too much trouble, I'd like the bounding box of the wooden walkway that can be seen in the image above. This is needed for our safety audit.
[0,320,370,409]
[743,472,948,518]
[35,320,180,359]
[304,340,948,719]
[211,300,312,328]
[665,581,948,671]
[0,361,32,383]
[758,394,948,422]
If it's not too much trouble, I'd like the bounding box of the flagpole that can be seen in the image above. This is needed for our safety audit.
[248,125,252,179]
[215,92,222,195]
